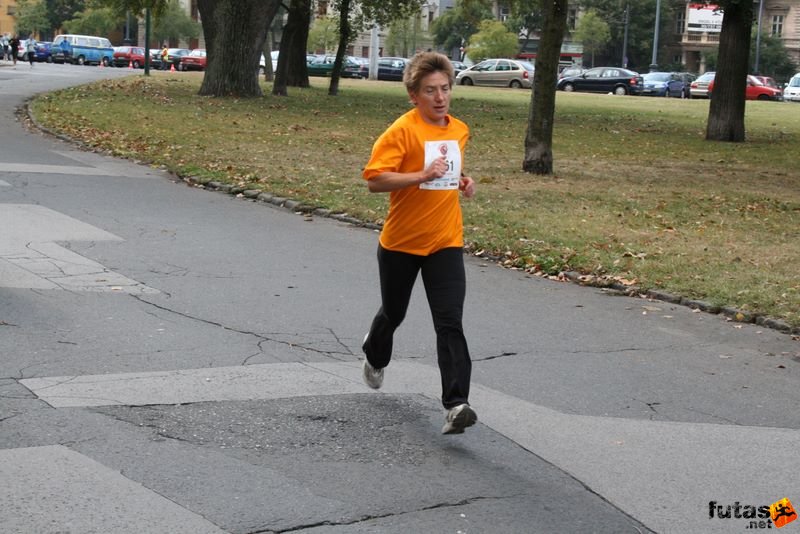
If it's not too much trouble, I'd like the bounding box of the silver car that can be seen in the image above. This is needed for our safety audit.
[689,71,715,99]
[455,58,535,88]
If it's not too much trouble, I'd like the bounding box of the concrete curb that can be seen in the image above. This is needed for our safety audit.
[22,101,800,339]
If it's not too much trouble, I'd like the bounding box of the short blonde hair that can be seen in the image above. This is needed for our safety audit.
[403,52,455,94]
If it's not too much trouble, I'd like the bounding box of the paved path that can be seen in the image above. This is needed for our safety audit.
[1,62,799,533]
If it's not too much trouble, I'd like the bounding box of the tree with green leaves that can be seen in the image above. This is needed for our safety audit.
[307,15,338,54]
[430,0,493,58]
[326,0,425,96]
[15,0,52,38]
[577,0,660,70]
[45,0,87,36]
[573,9,609,68]
[523,0,568,175]
[503,0,544,51]
[152,0,200,46]
[705,0,752,142]
[751,34,797,82]
[466,19,519,63]
[63,3,122,37]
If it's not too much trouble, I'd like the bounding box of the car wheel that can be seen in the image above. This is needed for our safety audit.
[77,55,86,65]
[102,57,109,67]
[614,86,628,96]
[562,83,574,92]
[46,56,53,64]
[460,77,473,86]
[757,94,770,101]
[133,60,140,68]
[509,79,522,89]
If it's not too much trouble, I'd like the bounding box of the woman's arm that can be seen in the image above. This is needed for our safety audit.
[366,156,448,193]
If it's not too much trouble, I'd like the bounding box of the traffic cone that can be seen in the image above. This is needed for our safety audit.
[128,60,133,69]
[170,63,175,72]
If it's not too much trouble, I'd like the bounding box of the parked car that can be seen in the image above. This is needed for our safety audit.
[753,75,779,90]
[163,48,190,70]
[259,50,280,73]
[641,71,694,97]
[689,71,715,98]
[558,66,584,79]
[358,57,407,81]
[112,46,145,68]
[306,55,363,78]
[455,58,535,88]
[32,41,52,62]
[557,66,643,95]
[784,73,800,102]
[180,49,207,71]
[451,60,468,76]
[707,75,783,101]
[51,34,114,66]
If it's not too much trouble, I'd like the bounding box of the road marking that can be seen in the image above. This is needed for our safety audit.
[0,204,157,293]
[20,360,800,534]
[0,445,226,534]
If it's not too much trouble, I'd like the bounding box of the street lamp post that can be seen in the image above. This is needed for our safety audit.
[621,2,629,68]
[649,0,661,72]
[754,0,765,74]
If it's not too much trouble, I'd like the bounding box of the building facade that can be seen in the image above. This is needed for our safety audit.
[677,0,800,74]
[0,0,17,37]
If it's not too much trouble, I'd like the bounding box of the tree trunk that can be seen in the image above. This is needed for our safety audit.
[263,31,274,83]
[273,0,311,96]
[328,0,352,97]
[197,0,281,97]
[706,1,752,142]
[523,0,568,175]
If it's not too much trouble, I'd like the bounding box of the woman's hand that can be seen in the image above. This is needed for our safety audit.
[459,175,475,198]
[421,156,448,183]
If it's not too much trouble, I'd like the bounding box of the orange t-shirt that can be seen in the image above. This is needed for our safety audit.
[363,109,469,256]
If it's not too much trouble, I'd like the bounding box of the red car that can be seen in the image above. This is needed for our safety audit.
[180,49,207,71]
[707,75,783,101]
[113,46,146,68]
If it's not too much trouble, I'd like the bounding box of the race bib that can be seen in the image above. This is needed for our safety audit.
[420,140,461,190]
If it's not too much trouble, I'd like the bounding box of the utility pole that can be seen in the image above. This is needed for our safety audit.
[650,0,661,72]
[621,2,629,68]
[144,8,151,76]
[754,0,765,73]
[368,24,379,80]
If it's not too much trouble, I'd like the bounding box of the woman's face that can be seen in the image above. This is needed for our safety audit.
[409,71,452,126]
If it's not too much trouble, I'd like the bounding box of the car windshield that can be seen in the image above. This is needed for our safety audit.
[697,72,715,82]
[749,77,764,86]
[518,61,535,71]
[643,72,670,82]
[789,77,800,87]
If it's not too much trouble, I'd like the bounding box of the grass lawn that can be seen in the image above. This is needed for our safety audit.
[29,73,800,328]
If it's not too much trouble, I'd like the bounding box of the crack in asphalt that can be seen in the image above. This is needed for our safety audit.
[473,351,519,362]
[129,294,356,364]
[252,495,515,533]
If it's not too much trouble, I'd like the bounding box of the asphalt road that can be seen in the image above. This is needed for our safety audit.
[1,61,799,534]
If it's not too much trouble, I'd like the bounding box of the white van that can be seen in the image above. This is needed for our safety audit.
[784,73,800,102]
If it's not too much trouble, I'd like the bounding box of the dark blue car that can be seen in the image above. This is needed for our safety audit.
[33,41,53,62]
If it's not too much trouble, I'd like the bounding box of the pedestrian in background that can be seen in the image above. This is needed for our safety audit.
[9,35,19,67]
[360,51,478,435]
[26,35,36,67]
[0,34,9,61]
[160,45,169,70]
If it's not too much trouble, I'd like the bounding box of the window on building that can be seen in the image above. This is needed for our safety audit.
[771,15,784,37]
[7,5,17,15]
[675,10,685,34]
[499,5,509,22]
[567,8,577,31]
